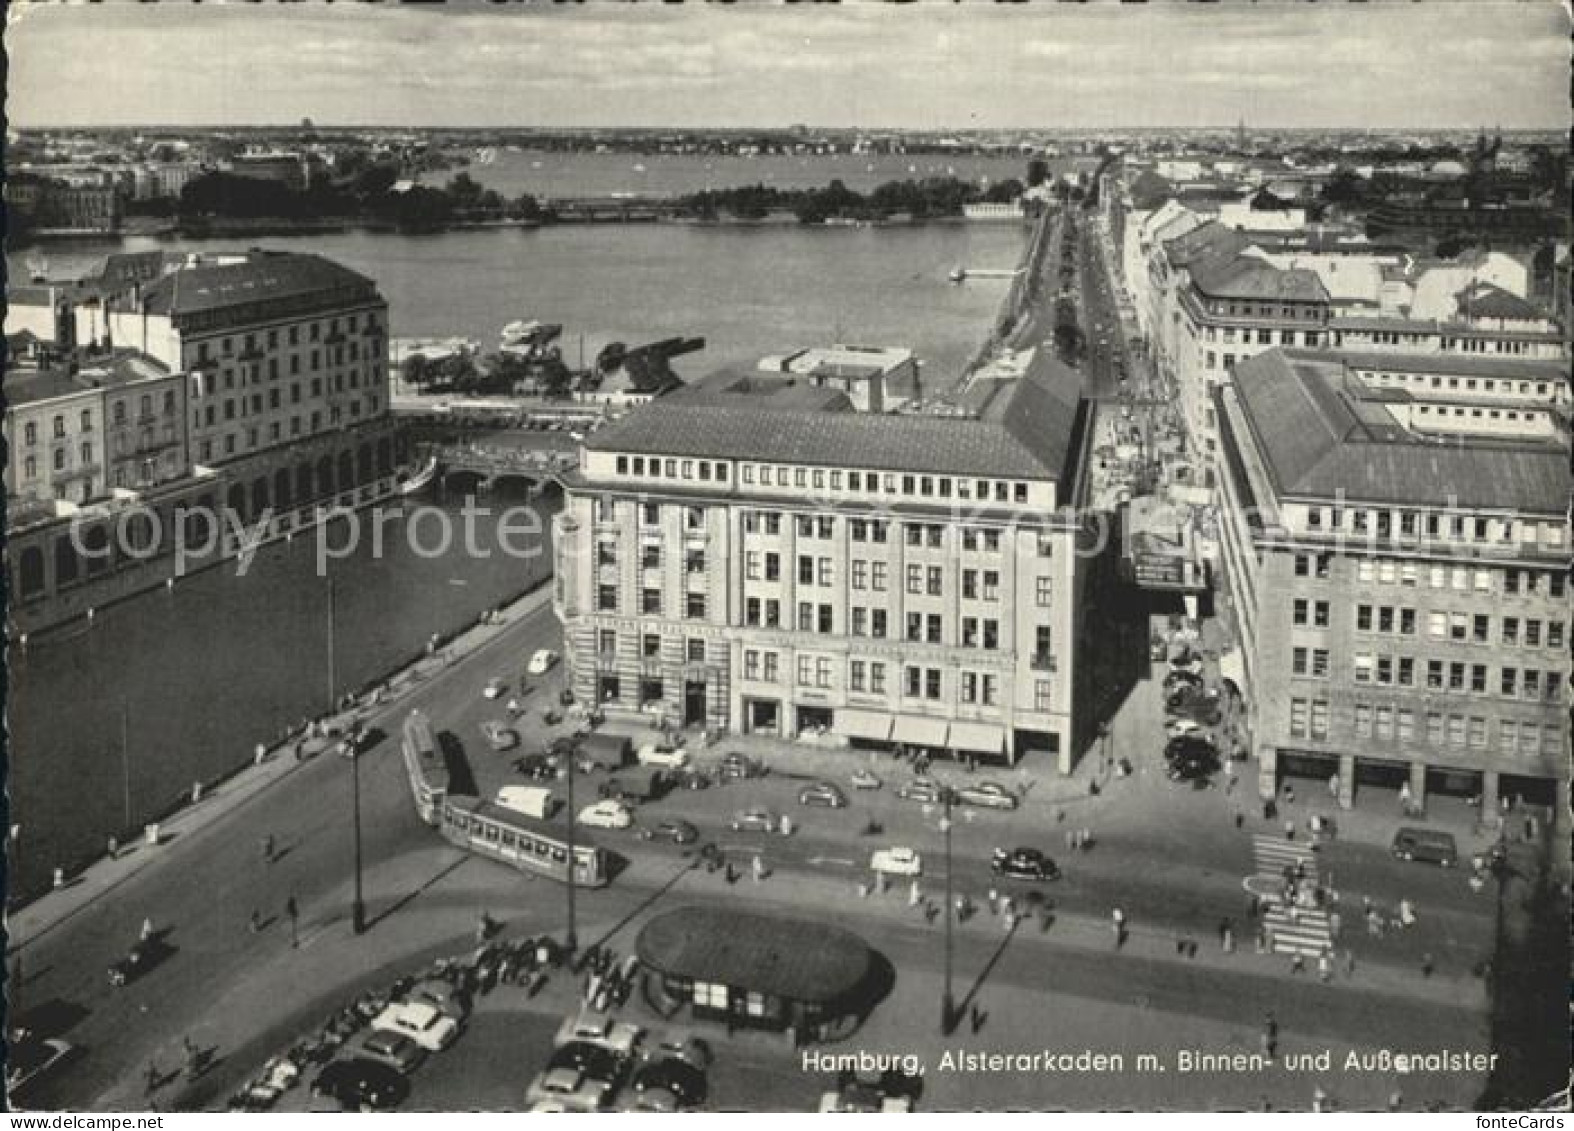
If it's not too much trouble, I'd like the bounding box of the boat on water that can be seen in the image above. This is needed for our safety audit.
[501,320,563,347]
[948,266,968,284]
[398,456,440,496]
[632,163,647,173]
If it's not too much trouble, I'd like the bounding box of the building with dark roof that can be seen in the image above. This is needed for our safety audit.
[1214,347,1570,821]
[553,351,1095,770]
[636,906,876,1042]
[76,249,389,467]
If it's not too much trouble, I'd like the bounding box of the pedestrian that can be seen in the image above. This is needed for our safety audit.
[1421,952,1434,978]
[1247,893,1260,919]
[987,889,1000,915]
[1283,820,1295,840]
[285,894,300,949]
[108,835,120,860]
[140,917,154,942]
[144,1061,161,1095]
[1328,910,1342,937]
[1222,926,1235,954]
[248,909,262,934]
[1079,827,1092,851]
[262,834,275,865]
[1066,829,1077,852]
[1344,948,1356,977]
[1290,952,1305,975]
[1282,783,1295,805]
[1312,1085,1328,1113]
[1233,810,1244,829]
[1327,772,1340,800]
[1387,1089,1403,1112]
[1399,780,1412,811]
[1317,951,1331,983]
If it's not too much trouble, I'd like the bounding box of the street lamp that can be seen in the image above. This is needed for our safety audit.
[939,785,957,1036]
[552,735,580,957]
[9,824,23,1021]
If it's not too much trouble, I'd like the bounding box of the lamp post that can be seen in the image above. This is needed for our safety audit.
[940,785,957,1035]
[328,577,365,935]
[555,736,580,957]
[9,824,23,1021]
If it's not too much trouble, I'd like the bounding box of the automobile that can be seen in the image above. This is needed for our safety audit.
[527,648,560,676]
[1392,827,1458,867]
[6,1037,75,1095]
[870,846,923,877]
[798,781,848,809]
[1162,668,1204,692]
[729,806,779,833]
[524,1066,612,1112]
[406,979,472,1022]
[636,743,691,770]
[108,938,163,986]
[1164,733,1217,763]
[639,818,699,845]
[718,751,766,780]
[347,1029,427,1076]
[1167,718,1205,738]
[370,1000,461,1052]
[480,720,519,751]
[670,768,712,791]
[818,1082,913,1112]
[956,782,1019,811]
[1164,737,1220,783]
[483,676,506,700]
[991,846,1060,882]
[548,1041,630,1086]
[312,1059,410,1111]
[629,1058,707,1109]
[644,1031,713,1070]
[554,1006,645,1058]
[512,753,559,782]
[578,799,634,830]
[849,768,883,791]
[895,778,943,804]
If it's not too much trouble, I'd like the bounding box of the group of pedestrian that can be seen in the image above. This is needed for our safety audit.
[1063,827,1094,852]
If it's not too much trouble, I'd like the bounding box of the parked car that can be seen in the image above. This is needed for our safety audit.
[524,1067,612,1112]
[554,1006,644,1058]
[637,743,691,770]
[527,648,560,675]
[798,781,848,809]
[578,800,634,830]
[1391,827,1458,867]
[548,1041,629,1087]
[956,782,1019,811]
[481,720,519,751]
[729,806,779,833]
[849,768,883,791]
[870,846,923,876]
[718,752,766,780]
[406,979,472,1022]
[370,1001,460,1052]
[991,846,1059,882]
[895,778,943,804]
[644,1031,713,1070]
[513,753,559,782]
[1164,735,1220,782]
[348,1030,427,1076]
[629,1058,707,1109]
[639,818,699,845]
[670,768,712,791]
[483,677,506,700]
[312,1059,410,1111]
[6,1037,74,1095]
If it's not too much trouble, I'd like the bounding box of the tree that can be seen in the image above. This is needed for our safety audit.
[1026,158,1050,188]
[401,353,430,389]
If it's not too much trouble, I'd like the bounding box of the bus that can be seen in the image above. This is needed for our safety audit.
[439,797,609,888]
[402,709,448,826]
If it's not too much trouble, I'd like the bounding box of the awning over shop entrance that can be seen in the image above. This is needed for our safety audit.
[832,709,893,742]
[891,715,949,748]
[948,721,1007,756]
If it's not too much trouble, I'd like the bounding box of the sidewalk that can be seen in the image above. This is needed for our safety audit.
[7,581,556,955]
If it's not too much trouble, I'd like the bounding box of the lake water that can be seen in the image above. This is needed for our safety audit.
[6,153,1033,897]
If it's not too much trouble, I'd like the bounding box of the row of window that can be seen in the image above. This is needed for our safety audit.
[191,346,374,397]
[1354,604,1564,650]
[607,546,708,574]
[1344,653,1563,702]
[595,587,709,619]
[742,650,1021,709]
[612,454,731,485]
[16,394,181,446]
[1338,331,1545,358]
[595,630,709,663]
[736,463,1031,506]
[192,397,378,463]
[192,313,377,364]
[1300,511,1564,550]
[193,372,371,427]
[1337,701,1563,757]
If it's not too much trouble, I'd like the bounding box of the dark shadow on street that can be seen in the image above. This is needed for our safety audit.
[363,852,473,932]
[582,859,693,955]
[953,916,1021,1023]
[438,731,478,798]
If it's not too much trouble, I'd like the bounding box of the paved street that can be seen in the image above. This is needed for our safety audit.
[8,573,1517,1112]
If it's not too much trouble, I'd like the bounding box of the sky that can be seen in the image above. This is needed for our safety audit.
[7,0,1571,132]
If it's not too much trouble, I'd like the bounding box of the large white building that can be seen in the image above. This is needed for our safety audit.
[553,353,1095,769]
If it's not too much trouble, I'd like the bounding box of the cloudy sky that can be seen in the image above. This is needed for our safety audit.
[8,0,1570,131]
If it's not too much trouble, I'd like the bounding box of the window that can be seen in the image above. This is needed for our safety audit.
[766,553,781,582]
[1293,599,1309,626]
[983,620,998,650]
[983,571,999,601]
[871,610,887,638]
[1448,662,1465,691]
[1525,620,1541,648]
[906,564,923,595]
[852,560,868,590]
[1313,601,1329,627]
[1473,615,1490,644]
[1289,698,1308,738]
[597,584,618,612]
[797,655,814,687]
[642,633,662,659]
[746,551,761,581]
[851,607,868,637]
[642,589,662,614]
[963,617,979,648]
[818,605,833,634]
[1398,657,1414,687]
[763,652,779,681]
[925,614,942,644]
[1036,577,1053,606]
[1450,614,1468,643]
[1353,654,1373,684]
[1309,701,1328,740]
[1447,716,1466,747]
[905,666,922,697]
[925,669,942,699]
[962,570,978,600]
[961,672,978,704]
[1356,605,1372,632]
[870,662,886,694]
[801,603,817,633]
[1292,647,1308,676]
[1427,612,1447,640]
[1034,680,1052,712]
[1354,704,1373,738]
[642,544,661,570]
[1549,622,1564,650]
[906,612,923,642]
[927,566,943,596]
[799,556,815,585]
[642,503,660,526]
[849,660,866,692]
[1399,608,1416,636]
[1470,664,1487,694]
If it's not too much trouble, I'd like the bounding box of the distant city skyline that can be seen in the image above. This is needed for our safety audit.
[8,1,1571,133]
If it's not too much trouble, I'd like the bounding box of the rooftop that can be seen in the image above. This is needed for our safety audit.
[1336,350,1569,384]
[118,250,380,318]
[4,350,171,407]
[674,368,855,413]
[1191,257,1330,304]
[1229,348,1570,514]
[588,349,1083,482]
[635,906,871,1005]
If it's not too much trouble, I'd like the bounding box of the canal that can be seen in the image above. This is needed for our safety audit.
[6,484,556,898]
